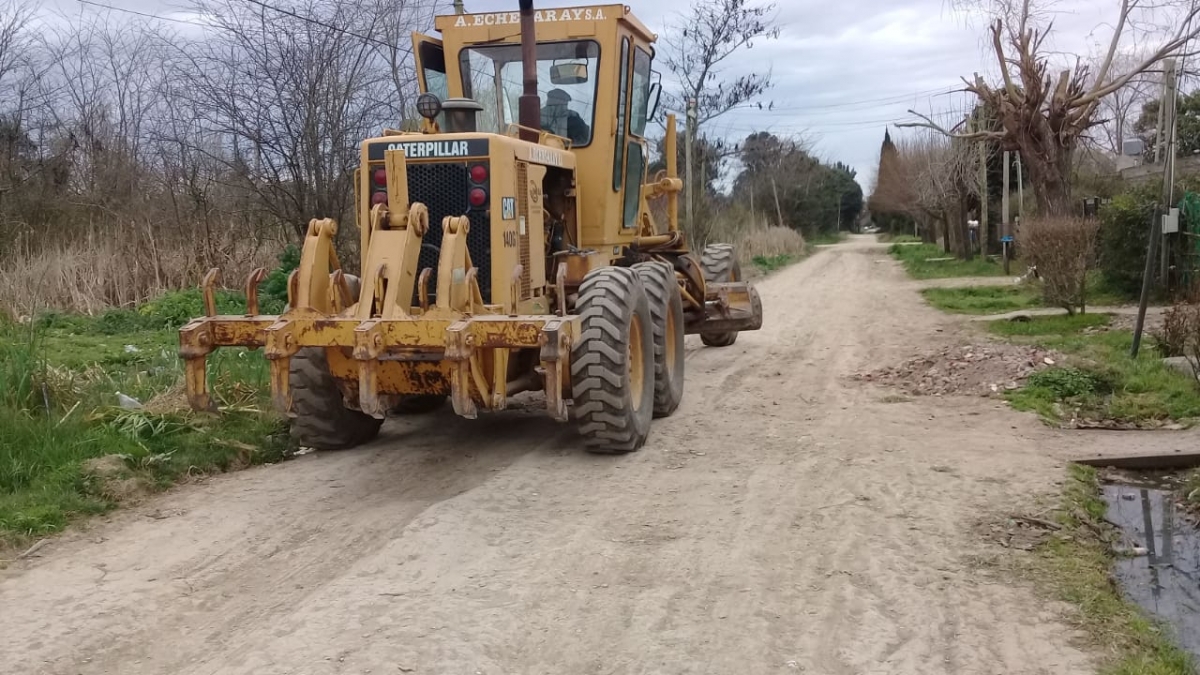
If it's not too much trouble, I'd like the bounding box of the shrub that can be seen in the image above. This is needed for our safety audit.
[1154,294,1200,382]
[1026,367,1107,398]
[137,288,249,329]
[262,244,300,311]
[1155,301,1193,358]
[1017,216,1100,315]
[1098,187,1156,297]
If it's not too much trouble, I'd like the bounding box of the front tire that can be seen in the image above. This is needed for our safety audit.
[633,261,685,418]
[699,243,741,347]
[289,347,383,450]
[570,267,655,454]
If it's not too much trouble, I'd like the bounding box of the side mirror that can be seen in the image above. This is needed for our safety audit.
[647,82,662,120]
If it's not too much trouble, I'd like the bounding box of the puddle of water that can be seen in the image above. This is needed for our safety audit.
[1101,480,1200,661]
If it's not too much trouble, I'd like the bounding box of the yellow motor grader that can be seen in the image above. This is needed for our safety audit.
[179,0,763,453]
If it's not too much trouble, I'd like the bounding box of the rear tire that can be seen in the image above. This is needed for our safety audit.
[699,243,741,348]
[570,267,655,454]
[633,261,685,418]
[289,347,383,450]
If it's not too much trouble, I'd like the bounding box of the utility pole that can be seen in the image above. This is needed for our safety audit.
[969,70,988,254]
[1133,59,1176,357]
[1160,59,1178,286]
[685,98,697,231]
[770,176,785,229]
[1016,153,1023,225]
[976,105,989,257]
[1002,150,1011,274]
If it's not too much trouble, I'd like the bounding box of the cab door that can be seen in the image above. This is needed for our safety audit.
[620,45,654,232]
[411,33,448,127]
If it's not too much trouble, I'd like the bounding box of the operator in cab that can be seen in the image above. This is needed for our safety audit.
[540,88,590,145]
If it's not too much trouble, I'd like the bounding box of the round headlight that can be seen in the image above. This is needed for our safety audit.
[416,93,442,120]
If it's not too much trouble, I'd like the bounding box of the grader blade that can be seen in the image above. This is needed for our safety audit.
[687,281,763,335]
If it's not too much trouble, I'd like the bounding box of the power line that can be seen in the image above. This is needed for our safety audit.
[75,0,207,25]
[238,0,394,49]
[751,86,964,114]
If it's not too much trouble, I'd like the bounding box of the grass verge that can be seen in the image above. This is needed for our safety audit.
[1028,465,1194,674]
[809,231,848,246]
[879,233,922,243]
[922,285,1042,315]
[920,274,1135,316]
[889,243,1007,279]
[751,254,797,273]
[0,291,291,555]
[986,315,1200,425]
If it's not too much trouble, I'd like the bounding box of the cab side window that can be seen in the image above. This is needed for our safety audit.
[629,47,652,138]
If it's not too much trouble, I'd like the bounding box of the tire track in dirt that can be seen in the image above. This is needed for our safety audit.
[0,236,1127,674]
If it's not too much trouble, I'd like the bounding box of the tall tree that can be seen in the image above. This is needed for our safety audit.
[901,0,1200,216]
[1135,88,1200,158]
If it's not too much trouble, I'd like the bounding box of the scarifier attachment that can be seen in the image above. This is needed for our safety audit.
[178,147,579,422]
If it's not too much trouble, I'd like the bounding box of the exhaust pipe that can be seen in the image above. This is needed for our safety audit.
[517,0,540,142]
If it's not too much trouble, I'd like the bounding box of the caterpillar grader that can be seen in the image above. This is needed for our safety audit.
[179,0,763,453]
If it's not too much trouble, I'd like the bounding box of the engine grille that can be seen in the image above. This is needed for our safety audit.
[407,163,491,304]
[517,162,531,299]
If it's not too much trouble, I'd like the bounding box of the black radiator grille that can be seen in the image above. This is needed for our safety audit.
[406,163,491,304]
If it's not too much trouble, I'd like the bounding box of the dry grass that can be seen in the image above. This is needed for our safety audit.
[0,228,281,318]
[703,208,807,263]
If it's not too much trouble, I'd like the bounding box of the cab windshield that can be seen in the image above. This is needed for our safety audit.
[458,40,599,146]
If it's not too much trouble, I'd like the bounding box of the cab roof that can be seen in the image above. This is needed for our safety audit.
[433,4,657,44]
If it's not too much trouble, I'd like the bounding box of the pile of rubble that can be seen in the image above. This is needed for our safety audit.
[858,343,1062,397]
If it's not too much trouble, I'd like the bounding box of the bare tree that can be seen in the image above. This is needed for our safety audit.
[1093,50,1156,155]
[901,0,1200,216]
[659,0,778,128]
[178,0,399,238]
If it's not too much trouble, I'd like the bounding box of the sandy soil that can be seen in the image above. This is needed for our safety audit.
[5,235,1197,675]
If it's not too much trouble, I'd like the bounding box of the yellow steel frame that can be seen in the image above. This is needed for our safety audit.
[179,147,579,424]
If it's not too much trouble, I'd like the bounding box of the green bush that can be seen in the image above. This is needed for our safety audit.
[262,244,300,311]
[137,288,248,329]
[1026,367,1108,399]
[1098,187,1156,297]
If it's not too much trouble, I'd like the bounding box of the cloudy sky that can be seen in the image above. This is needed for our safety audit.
[43,0,1137,190]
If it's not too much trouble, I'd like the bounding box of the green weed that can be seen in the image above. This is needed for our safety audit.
[986,314,1110,337]
[994,316,1200,425]
[808,232,847,246]
[752,254,795,272]
[921,286,1042,315]
[0,312,286,551]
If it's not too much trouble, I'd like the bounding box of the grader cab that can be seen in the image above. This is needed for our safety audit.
[179,0,763,454]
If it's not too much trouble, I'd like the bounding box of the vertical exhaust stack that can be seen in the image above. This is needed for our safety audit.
[517,0,540,142]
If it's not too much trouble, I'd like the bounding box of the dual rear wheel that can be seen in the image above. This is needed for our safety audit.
[571,262,685,454]
[289,247,737,454]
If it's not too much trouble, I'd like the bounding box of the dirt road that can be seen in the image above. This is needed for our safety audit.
[3,236,1155,674]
